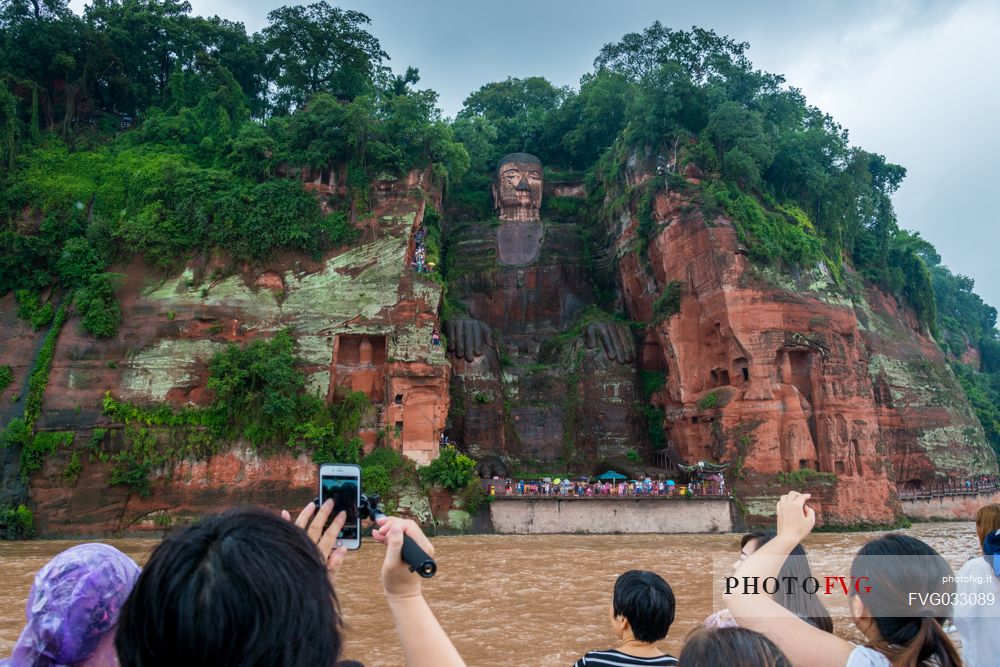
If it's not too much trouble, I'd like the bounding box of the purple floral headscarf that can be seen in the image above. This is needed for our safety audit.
[1,543,140,667]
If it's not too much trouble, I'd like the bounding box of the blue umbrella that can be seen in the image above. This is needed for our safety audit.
[597,470,627,481]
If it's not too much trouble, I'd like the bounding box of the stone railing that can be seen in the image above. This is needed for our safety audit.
[898,479,998,501]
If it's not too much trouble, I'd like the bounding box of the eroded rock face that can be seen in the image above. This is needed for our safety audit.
[609,159,997,525]
[9,171,450,533]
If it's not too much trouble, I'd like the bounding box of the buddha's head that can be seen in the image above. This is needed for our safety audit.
[493,153,543,222]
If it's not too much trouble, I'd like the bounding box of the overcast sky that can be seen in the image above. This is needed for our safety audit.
[70,0,1000,310]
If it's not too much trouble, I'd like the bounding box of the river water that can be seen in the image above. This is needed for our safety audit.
[0,523,981,666]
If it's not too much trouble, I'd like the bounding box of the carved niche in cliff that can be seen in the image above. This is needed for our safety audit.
[329,333,387,402]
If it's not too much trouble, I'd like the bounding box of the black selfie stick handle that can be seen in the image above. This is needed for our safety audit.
[401,533,437,578]
[365,496,437,578]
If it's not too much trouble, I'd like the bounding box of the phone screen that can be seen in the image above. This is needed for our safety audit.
[320,474,360,541]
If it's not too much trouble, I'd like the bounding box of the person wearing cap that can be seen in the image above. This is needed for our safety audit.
[954,504,1000,667]
[1,543,141,667]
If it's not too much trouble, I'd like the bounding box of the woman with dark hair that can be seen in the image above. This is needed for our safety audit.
[706,530,833,633]
[727,491,963,667]
[115,502,465,667]
[681,627,792,667]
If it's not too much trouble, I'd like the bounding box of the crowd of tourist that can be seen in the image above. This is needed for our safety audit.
[4,496,998,667]
[413,226,429,274]
[488,475,726,498]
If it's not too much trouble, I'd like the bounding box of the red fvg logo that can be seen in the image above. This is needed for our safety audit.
[724,576,872,596]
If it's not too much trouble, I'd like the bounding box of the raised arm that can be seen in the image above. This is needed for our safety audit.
[372,516,466,667]
[725,492,855,667]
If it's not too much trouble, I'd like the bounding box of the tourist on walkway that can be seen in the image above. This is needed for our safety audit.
[1,543,140,667]
[572,570,678,666]
[953,503,1000,667]
[727,491,961,667]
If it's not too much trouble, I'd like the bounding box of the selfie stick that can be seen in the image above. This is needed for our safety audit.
[361,494,437,578]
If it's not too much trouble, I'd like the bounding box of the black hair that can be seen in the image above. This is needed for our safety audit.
[115,508,342,667]
[612,570,675,643]
[850,534,961,667]
[680,627,792,667]
[742,530,833,633]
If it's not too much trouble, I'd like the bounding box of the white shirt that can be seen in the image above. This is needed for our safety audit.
[954,556,1000,667]
[846,646,891,667]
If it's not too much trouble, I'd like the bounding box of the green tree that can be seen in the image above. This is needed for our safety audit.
[262,2,386,112]
[419,444,475,491]
[76,272,122,337]
[458,76,567,158]
[702,101,774,188]
[594,23,753,84]
[56,237,106,288]
[84,0,198,115]
[554,70,631,168]
[625,61,706,148]
[207,330,308,445]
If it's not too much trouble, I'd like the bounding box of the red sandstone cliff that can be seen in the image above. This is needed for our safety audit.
[2,170,451,535]
[608,155,997,525]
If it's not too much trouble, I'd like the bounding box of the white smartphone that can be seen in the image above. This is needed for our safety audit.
[318,463,362,550]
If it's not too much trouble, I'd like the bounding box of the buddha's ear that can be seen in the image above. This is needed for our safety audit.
[491,180,500,212]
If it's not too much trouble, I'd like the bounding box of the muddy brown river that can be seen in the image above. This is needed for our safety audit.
[0,523,981,666]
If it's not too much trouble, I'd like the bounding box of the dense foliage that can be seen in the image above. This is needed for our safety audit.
[0,503,34,539]
[419,444,476,491]
[0,0,467,302]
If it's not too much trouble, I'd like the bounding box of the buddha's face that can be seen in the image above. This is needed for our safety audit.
[493,154,543,222]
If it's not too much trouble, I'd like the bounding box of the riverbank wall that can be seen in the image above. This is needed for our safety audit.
[901,490,1000,521]
[489,496,736,534]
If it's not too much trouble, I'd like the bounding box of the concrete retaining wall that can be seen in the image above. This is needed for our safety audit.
[901,490,1000,522]
[489,497,735,534]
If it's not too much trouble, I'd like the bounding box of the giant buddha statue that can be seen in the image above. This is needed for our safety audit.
[444,153,644,462]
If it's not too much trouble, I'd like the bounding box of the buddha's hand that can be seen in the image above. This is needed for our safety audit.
[444,319,494,362]
[584,321,636,364]
[775,491,816,543]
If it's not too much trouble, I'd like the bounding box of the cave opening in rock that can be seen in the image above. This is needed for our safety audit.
[733,357,749,382]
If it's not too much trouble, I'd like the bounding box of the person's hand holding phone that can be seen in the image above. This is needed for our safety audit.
[282,500,349,585]
[371,516,435,600]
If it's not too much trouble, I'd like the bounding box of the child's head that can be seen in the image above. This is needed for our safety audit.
[681,628,791,667]
[608,570,675,643]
